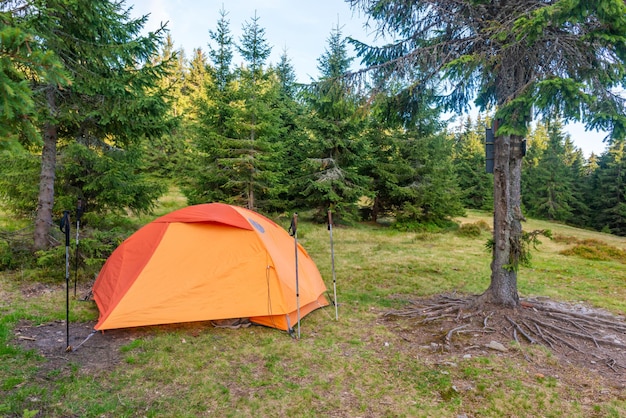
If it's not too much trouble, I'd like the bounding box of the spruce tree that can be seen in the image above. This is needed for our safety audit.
[563,136,591,227]
[143,35,189,179]
[208,6,234,93]
[18,0,173,249]
[400,131,464,224]
[523,121,574,221]
[363,86,464,224]
[300,24,369,222]
[183,10,235,205]
[232,11,281,210]
[272,49,308,211]
[590,142,626,235]
[360,103,413,221]
[0,7,69,146]
[453,115,494,211]
[186,10,284,211]
[521,122,547,213]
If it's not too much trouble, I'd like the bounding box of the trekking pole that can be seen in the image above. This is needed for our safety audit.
[60,210,72,351]
[328,209,338,320]
[73,198,84,298]
[289,213,301,339]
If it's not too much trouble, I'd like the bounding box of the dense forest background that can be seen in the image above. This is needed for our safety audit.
[1,1,625,274]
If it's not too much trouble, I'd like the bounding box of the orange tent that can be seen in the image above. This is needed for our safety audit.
[92,203,328,332]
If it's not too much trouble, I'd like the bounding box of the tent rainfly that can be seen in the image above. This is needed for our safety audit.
[92,203,329,332]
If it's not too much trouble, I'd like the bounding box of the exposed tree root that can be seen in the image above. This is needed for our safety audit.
[385,294,626,373]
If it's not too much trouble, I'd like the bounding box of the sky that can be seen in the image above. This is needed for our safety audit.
[127,0,609,158]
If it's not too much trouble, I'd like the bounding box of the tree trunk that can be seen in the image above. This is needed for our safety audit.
[248,183,254,210]
[371,195,380,222]
[33,88,58,251]
[482,130,524,307]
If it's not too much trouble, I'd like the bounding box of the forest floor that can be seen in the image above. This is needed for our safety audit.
[12,287,626,406]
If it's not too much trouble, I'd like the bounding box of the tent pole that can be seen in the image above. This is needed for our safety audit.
[328,209,338,320]
[290,213,301,339]
[73,198,84,297]
[60,210,72,351]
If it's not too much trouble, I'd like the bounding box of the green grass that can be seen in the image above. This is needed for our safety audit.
[1,207,626,416]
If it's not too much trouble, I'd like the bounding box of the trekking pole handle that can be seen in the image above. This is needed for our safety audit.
[289,213,298,237]
[327,209,333,230]
[60,211,71,246]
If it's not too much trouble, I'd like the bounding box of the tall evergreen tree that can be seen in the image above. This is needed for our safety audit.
[272,49,309,211]
[185,48,210,109]
[453,115,493,211]
[143,35,189,179]
[232,11,280,210]
[300,24,369,222]
[20,0,173,249]
[523,121,574,221]
[363,83,464,224]
[186,10,284,211]
[522,120,591,226]
[391,129,464,224]
[520,122,548,212]
[563,135,591,227]
[275,48,298,99]
[0,6,69,147]
[183,11,234,205]
[208,6,233,92]
[360,101,414,221]
[237,11,272,77]
[590,141,626,235]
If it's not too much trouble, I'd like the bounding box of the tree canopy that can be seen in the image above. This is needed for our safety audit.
[349,0,626,137]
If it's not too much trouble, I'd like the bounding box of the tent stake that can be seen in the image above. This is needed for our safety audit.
[60,210,72,351]
[290,213,301,339]
[328,209,338,320]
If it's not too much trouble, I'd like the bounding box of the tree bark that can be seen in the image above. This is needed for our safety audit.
[371,195,380,222]
[33,88,58,251]
[482,130,524,307]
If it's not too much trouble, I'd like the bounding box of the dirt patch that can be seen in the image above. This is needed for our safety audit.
[12,319,220,377]
[14,321,135,375]
[20,282,62,298]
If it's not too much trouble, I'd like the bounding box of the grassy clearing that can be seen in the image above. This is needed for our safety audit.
[1,207,626,417]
